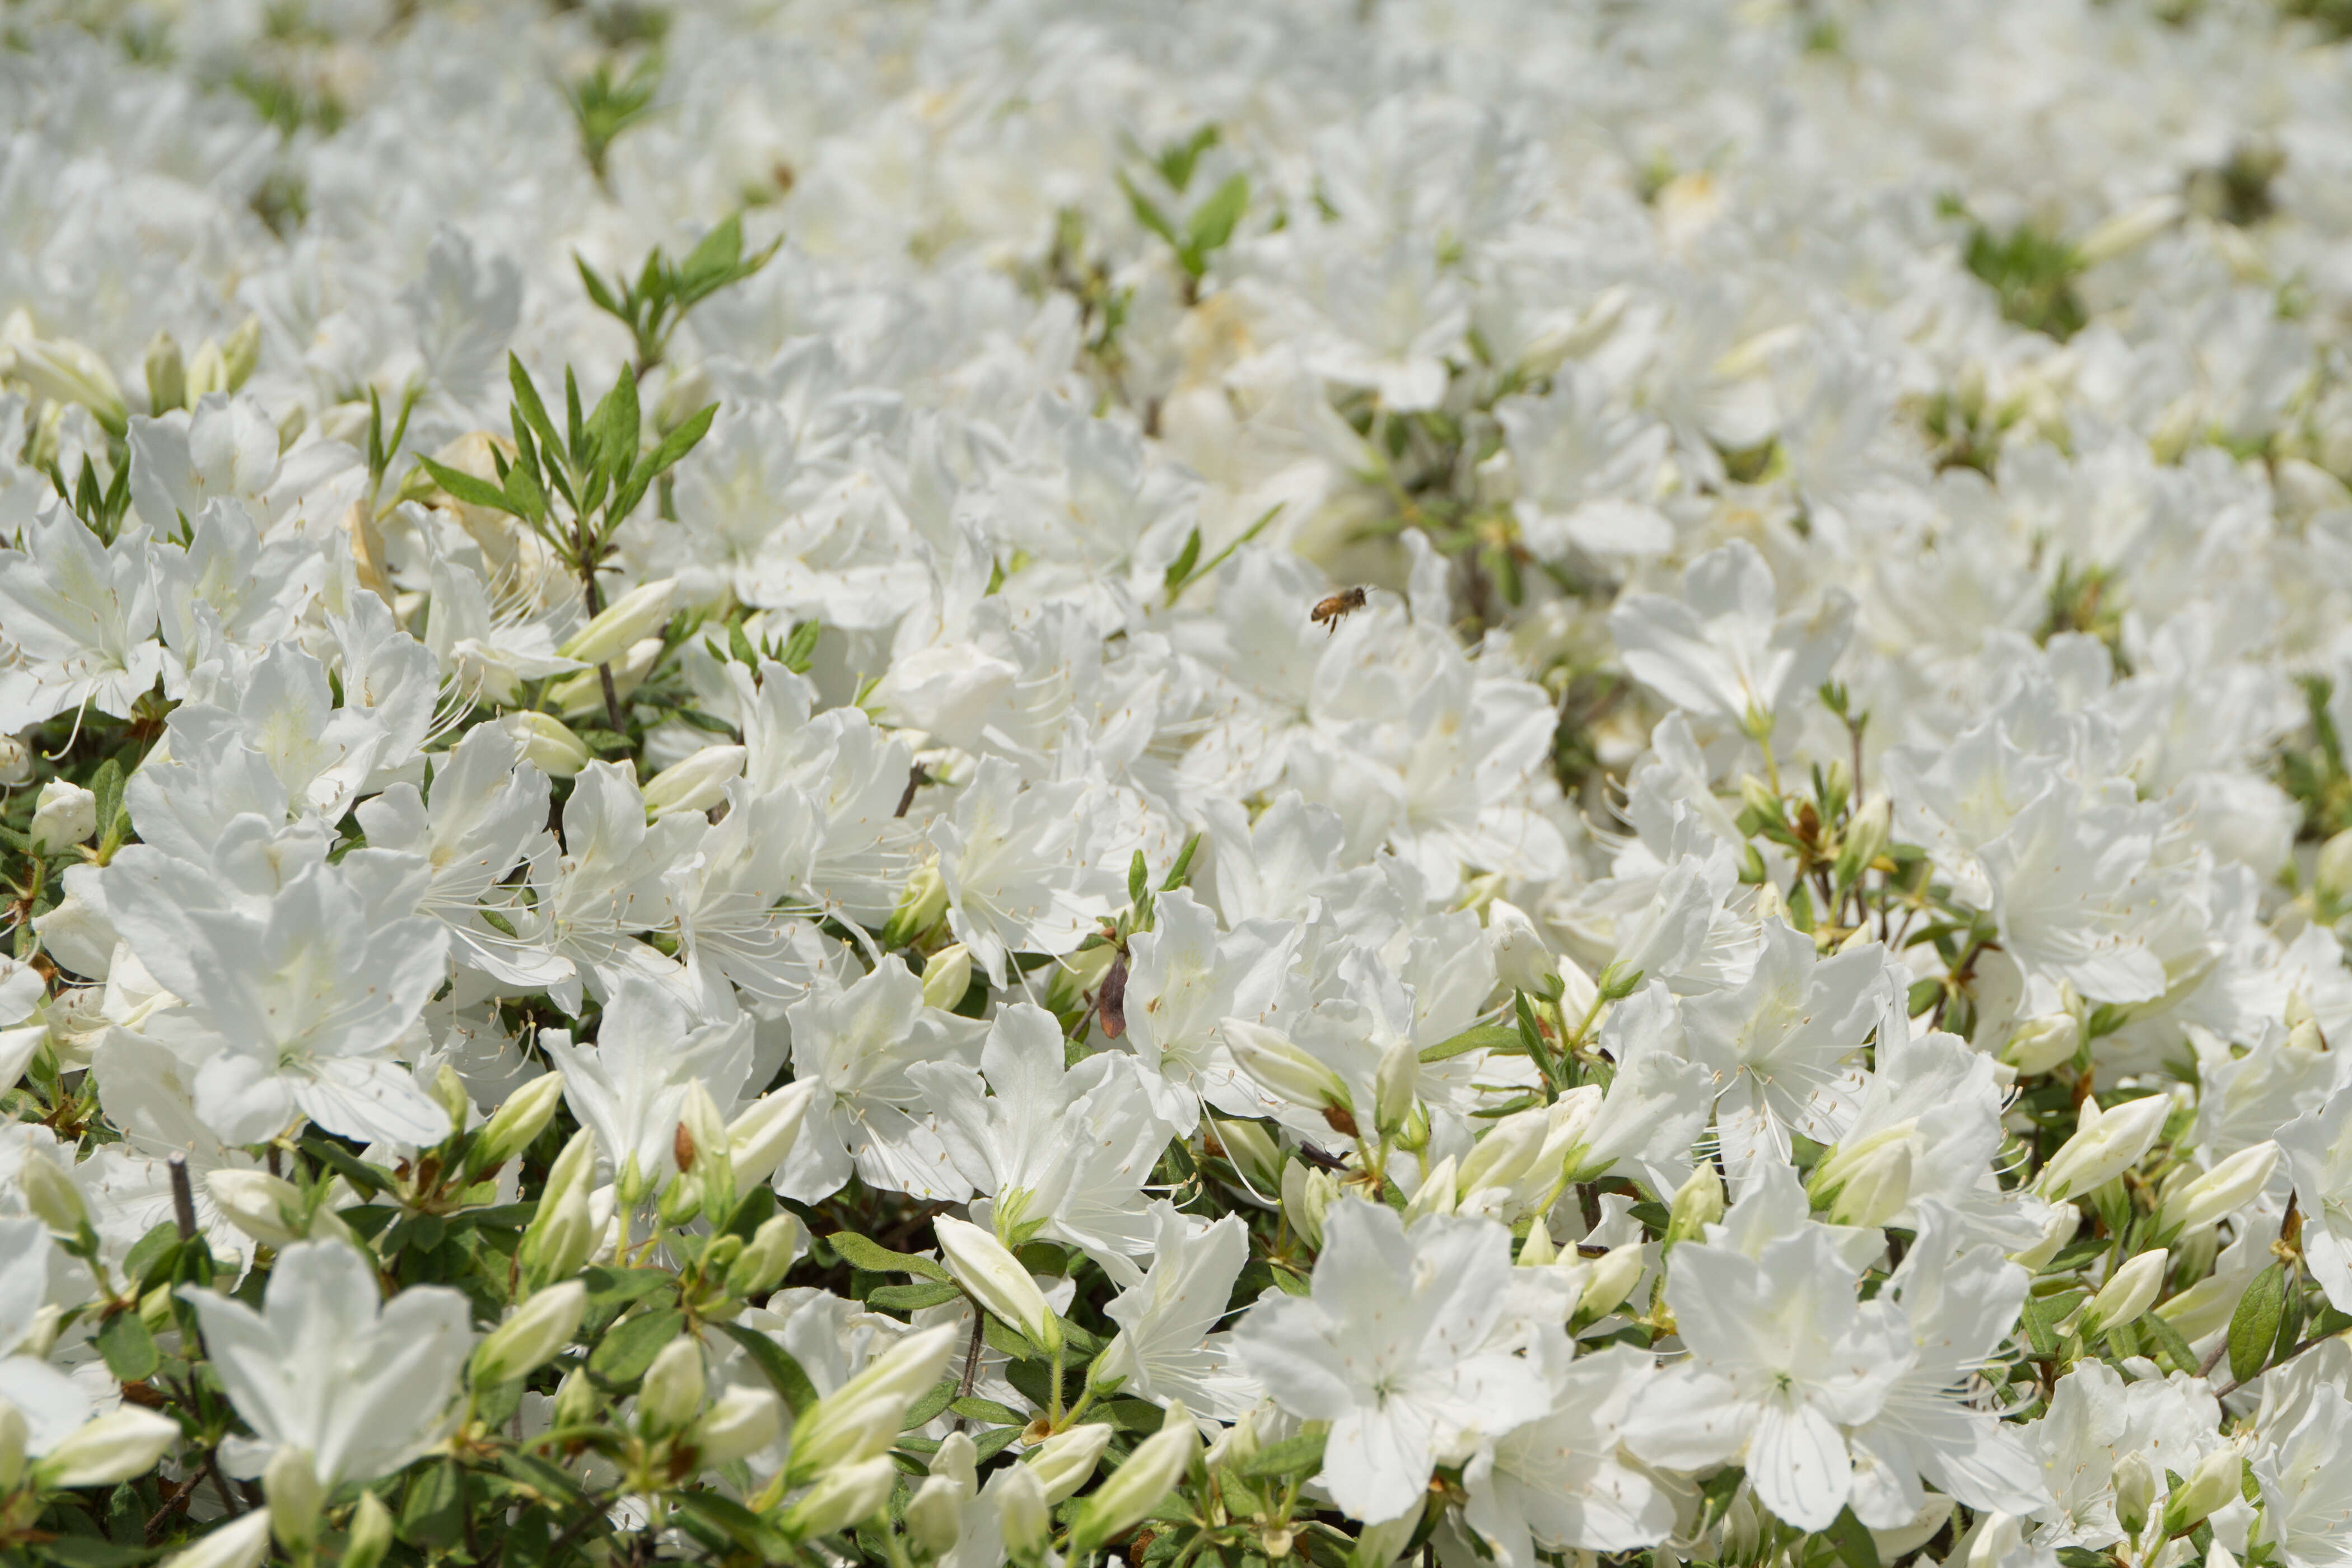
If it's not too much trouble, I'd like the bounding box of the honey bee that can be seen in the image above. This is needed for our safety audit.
[1309,585,1369,634]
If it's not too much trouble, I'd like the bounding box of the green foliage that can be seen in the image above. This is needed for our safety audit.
[1964,221,2089,340]
[577,212,780,373]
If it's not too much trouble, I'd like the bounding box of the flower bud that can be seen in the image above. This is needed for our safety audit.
[21,1147,85,1234]
[476,1071,565,1171]
[158,1511,274,1568]
[35,1407,181,1487]
[1458,1107,1548,1197]
[1665,1162,1724,1249]
[935,1216,1060,1352]
[643,745,745,820]
[1575,1243,1645,1322]
[2082,1249,2168,1338]
[678,1079,735,1220]
[1519,1220,1557,1267]
[725,1212,806,1298]
[2009,1203,2079,1270]
[551,1366,598,1432]
[687,1384,783,1464]
[30,781,96,853]
[263,1446,322,1556]
[1280,1159,1334,1248]
[921,944,973,1011]
[1025,1421,1113,1504]
[2163,1447,2242,1536]
[498,711,591,778]
[206,1170,307,1249]
[0,1401,26,1491]
[784,1454,898,1539]
[2003,1013,2080,1076]
[343,1491,395,1568]
[560,579,675,667]
[431,1063,471,1137]
[1400,1157,1458,1226]
[2038,1094,2171,1202]
[883,864,950,948]
[1373,1035,1418,1137]
[1223,1020,1351,1117]
[931,1430,979,1494]
[10,333,126,429]
[634,1337,706,1438]
[521,1179,594,1290]
[2317,828,2352,913]
[0,735,29,788]
[2077,194,2182,266]
[1069,1402,1200,1559]
[2160,1142,2278,1234]
[993,1462,1051,1560]
[729,1082,814,1188]
[1487,899,1562,998]
[144,331,185,414]
[2113,1450,2158,1537]
[904,1474,964,1556]
[1208,1118,1281,1192]
[472,1281,586,1387]
[1826,1140,1914,1229]
[786,1324,959,1483]
[216,319,260,394]
[1832,795,1891,886]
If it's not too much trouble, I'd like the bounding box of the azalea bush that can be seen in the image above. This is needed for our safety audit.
[10,2,2352,1568]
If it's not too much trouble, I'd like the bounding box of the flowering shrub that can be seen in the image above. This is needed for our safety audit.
[7,2,2352,1566]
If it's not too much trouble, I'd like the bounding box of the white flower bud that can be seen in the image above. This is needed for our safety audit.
[2082,1248,2168,1337]
[1457,1107,1548,1197]
[476,1071,565,1170]
[935,1216,1060,1352]
[1488,899,1562,998]
[8,334,125,427]
[560,578,675,666]
[688,1384,783,1464]
[206,1170,306,1249]
[2113,1450,2158,1536]
[1665,1163,1724,1248]
[1400,1157,1458,1226]
[36,1407,181,1487]
[725,1212,806,1298]
[1024,1421,1113,1504]
[904,1474,965,1556]
[157,1511,274,1568]
[643,745,745,819]
[634,1338,706,1438]
[1208,1118,1281,1192]
[1826,1139,1914,1229]
[263,1446,322,1555]
[1832,795,1891,886]
[20,1147,85,1234]
[29,781,97,853]
[784,1454,898,1539]
[498,711,591,778]
[1373,1035,1418,1136]
[522,1179,594,1290]
[786,1324,959,1483]
[1070,1402,1200,1558]
[1575,1243,1645,1322]
[0,736,30,789]
[472,1280,586,1387]
[2164,1447,2242,1535]
[2038,1094,2172,1202]
[931,1430,978,1494]
[1222,1020,1351,1116]
[343,1491,394,1568]
[2009,1203,2079,1270]
[2317,828,2352,910]
[2003,1012,2080,1075]
[729,1082,814,1187]
[1280,1160,1335,1248]
[2162,1142,2278,1233]
[0,1400,25,1490]
[1518,1220,1557,1267]
[992,1462,1051,1560]
[920,944,973,1011]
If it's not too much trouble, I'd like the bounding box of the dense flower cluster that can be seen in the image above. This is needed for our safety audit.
[8,1,2352,1566]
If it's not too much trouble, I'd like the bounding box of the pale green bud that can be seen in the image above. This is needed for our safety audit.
[263,1446,322,1556]
[2113,1450,2158,1537]
[0,1400,25,1491]
[2003,1013,2080,1076]
[1208,1117,1281,1192]
[472,1281,586,1387]
[1457,1106,1548,1196]
[2163,1447,2242,1536]
[551,1367,598,1432]
[634,1338,706,1438]
[930,1430,979,1494]
[1518,1220,1557,1267]
[144,332,185,415]
[904,1474,965,1557]
[782,1454,897,1540]
[1400,1156,1458,1226]
[1832,795,1891,886]
[521,1179,594,1290]
[2009,1203,2079,1271]
[2159,1142,2278,1234]
[643,745,745,820]
[1664,1162,1724,1248]
[1824,1139,1914,1229]
[1024,1421,1113,1504]
[677,1079,735,1223]
[921,944,974,1011]
[431,1064,470,1136]
[883,864,950,948]
[1069,1403,1200,1559]
[35,1407,181,1487]
[498,711,592,778]
[560,578,675,667]
[727,1082,814,1188]
[2039,1094,2171,1202]
[2317,828,2352,913]
[993,1463,1051,1562]
[342,1491,395,1568]
[687,1385,783,1464]
[785,1324,959,1485]
[1223,1021,1350,1117]
[29,781,96,853]
[724,1212,806,1298]
[2082,1248,2168,1338]
[1280,1159,1334,1248]
[218,319,261,393]
[476,1072,566,1171]
[205,1170,307,1249]
[935,1216,1060,1352]
[21,1148,85,1234]
[157,1511,274,1568]
[1574,1243,1645,1323]
[1487,899,1562,998]
[1373,1035,1418,1137]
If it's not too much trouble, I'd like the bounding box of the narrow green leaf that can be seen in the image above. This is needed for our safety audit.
[1184,173,1250,262]
[711,1320,821,1415]
[1236,1432,1325,1480]
[2230,1262,2287,1384]
[1826,1506,1881,1568]
[643,400,718,480]
[417,456,520,517]
[827,1229,951,1283]
[95,1310,158,1383]
[867,1280,965,1312]
[586,1305,685,1385]
[1420,1023,1522,1064]
[1161,526,1202,594]
[590,366,641,480]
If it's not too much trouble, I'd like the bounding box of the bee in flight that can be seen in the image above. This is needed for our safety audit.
[1310,585,1369,634]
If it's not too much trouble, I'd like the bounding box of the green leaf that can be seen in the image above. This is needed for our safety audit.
[1184,173,1250,264]
[508,354,563,459]
[1237,1432,1325,1480]
[2139,1309,2199,1373]
[1161,831,1202,892]
[671,1490,790,1559]
[1162,526,1202,594]
[40,1539,159,1568]
[95,1310,158,1383]
[1826,1506,1880,1568]
[300,1136,394,1194]
[587,1305,685,1385]
[123,1221,181,1294]
[580,1264,673,1332]
[590,367,641,484]
[417,455,519,516]
[1118,173,1180,248]
[680,213,744,287]
[948,1396,1028,1426]
[869,1280,965,1312]
[827,1229,951,1282]
[1128,850,1150,908]
[1420,1023,1522,1064]
[2056,1551,2113,1568]
[642,400,717,481]
[2230,1262,2287,1384]
[778,617,821,674]
[711,1320,821,1415]
[902,1374,959,1430]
